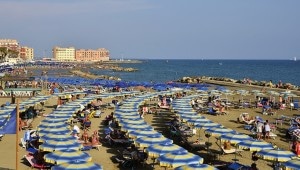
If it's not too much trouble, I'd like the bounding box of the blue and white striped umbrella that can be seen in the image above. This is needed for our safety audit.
[39,138,83,152]
[220,133,252,144]
[175,163,219,170]
[128,129,162,139]
[38,122,68,130]
[121,124,153,132]
[194,122,221,130]
[237,139,274,151]
[38,127,71,137]
[284,159,300,170]
[135,135,173,148]
[39,133,77,143]
[256,149,296,162]
[205,127,235,137]
[41,118,70,124]
[118,119,146,127]
[186,118,212,126]
[146,143,187,158]
[44,149,92,164]
[157,151,204,168]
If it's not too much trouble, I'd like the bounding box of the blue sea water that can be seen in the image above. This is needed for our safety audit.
[89,60,300,86]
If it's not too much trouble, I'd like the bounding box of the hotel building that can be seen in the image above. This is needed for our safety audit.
[53,46,76,61]
[20,46,34,61]
[0,39,19,51]
[75,48,110,62]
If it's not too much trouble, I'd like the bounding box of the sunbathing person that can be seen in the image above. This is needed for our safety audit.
[91,130,100,146]
[82,129,89,143]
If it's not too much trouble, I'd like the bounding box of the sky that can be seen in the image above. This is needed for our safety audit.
[1,0,300,60]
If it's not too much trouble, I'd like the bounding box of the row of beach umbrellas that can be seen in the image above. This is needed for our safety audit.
[171,92,300,169]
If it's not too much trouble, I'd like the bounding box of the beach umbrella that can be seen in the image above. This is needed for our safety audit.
[186,118,212,126]
[175,163,219,170]
[220,133,252,144]
[146,143,187,158]
[46,114,73,119]
[39,133,77,143]
[194,122,221,130]
[44,149,92,164]
[205,127,235,137]
[135,135,173,148]
[37,122,69,130]
[41,118,70,124]
[237,139,274,151]
[121,124,153,132]
[179,114,204,122]
[51,161,103,170]
[157,151,204,168]
[128,129,162,139]
[114,115,141,121]
[256,149,296,162]
[283,159,300,170]
[38,127,71,137]
[118,119,145,127]
[39,138,82,152]
[236,89,249,102]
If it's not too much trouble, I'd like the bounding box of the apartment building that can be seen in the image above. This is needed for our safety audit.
[53,46,76,61]
[0,39,19,51]
[20,46,34,61]
[75,48,109,62]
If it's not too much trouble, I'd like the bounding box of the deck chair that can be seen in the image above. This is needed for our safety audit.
[220,146,243,156]
[94,110,101,118]
[88,111,96,119]
[24,154,51,170]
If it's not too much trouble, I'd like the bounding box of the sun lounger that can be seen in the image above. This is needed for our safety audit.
[220,146,243,156]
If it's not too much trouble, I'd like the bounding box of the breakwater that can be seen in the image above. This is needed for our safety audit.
[70,70,121,81]
[178,76,300,95]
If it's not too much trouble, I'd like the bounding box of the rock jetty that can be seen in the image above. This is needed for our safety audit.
[177,76,300,92]
[70,70,121,81]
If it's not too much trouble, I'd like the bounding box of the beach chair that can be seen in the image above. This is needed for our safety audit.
[220,146,243,156]
[94,110,101,118]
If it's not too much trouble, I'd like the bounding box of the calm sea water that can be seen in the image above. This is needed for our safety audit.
[89,60,300,86]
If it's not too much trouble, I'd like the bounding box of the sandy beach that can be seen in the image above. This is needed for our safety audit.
[0,81,299,170]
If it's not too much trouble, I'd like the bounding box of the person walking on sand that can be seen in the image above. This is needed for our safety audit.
[256,121,264,140]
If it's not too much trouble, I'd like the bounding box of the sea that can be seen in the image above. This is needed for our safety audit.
[87,60,300,86]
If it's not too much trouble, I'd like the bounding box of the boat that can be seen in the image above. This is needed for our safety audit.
[294,57,297,61]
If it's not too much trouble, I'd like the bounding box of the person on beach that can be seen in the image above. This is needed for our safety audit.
[256,121,264,140]
[82,129,89,143]
[264,120,271,140]
[91,130,100,146]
